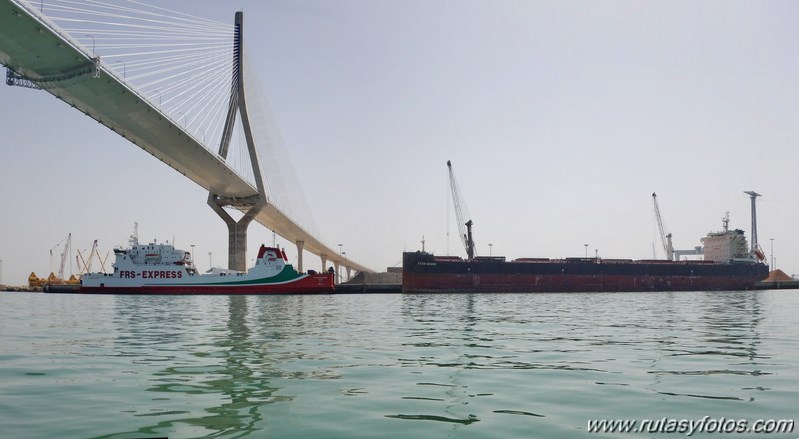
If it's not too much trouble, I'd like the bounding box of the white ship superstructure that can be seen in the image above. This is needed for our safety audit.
[114,238,197,273]
[701,213,756,263]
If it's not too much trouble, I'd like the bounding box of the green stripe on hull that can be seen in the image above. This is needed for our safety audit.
[154,266,305,287]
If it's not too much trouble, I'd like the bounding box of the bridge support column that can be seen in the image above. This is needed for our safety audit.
[208,197,264,272]
[334,261,340,284]
[321,255,328,273]
[346,267,352,282]
[295,240,305,273]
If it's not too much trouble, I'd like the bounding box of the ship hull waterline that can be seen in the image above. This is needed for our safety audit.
[402,252,769,293]
[78,275,335,295]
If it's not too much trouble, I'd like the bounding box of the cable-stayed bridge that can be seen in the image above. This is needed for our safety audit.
[0,0,371,277]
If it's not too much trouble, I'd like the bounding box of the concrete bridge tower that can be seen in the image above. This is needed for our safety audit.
[207,11,266,272]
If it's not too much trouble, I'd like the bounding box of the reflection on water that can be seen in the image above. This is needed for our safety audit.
[1,290,798,438]
[107,295,290,438]
[393,292,781,429]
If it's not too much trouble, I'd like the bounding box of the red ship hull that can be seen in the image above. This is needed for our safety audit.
[402,252,768,293]
[78,273,334,295]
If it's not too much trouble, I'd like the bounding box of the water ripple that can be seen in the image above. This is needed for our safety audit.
[493,410,545,417]
[1,290,798,438]
[385,414,480,425]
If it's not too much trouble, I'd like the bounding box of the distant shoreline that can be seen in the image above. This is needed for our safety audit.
[1,286,42,293]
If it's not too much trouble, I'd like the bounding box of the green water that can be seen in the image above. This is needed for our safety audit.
[1,291,797,438]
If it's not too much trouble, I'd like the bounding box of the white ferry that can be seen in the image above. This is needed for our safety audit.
[80,233,334,294]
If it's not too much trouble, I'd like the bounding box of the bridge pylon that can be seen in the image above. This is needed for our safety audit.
[207,11,266,272]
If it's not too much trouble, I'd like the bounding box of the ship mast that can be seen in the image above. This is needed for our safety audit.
[447,160,475,259]
[129,222,139,246]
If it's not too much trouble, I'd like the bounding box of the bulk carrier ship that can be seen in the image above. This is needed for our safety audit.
[401,162,768,293]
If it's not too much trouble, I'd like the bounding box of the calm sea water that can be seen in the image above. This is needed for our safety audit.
[1,290,797,438]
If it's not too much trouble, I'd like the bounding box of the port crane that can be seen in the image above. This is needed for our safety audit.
[652,193,702,260]
[447,160,475,259]
[49,234,69,274]
[57,233,72,280]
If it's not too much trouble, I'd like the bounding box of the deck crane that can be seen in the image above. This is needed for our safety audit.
[652,193,674,260]
[652,193,703,261]
[447,160,475,259]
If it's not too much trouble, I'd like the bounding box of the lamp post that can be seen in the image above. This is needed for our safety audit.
[190,244,195,262]
[337,244,343,284]
[208,252,212,270]
[770,238,774,268]
[489,243,493,256]
[584,244,588,258]
[342,252,347,281]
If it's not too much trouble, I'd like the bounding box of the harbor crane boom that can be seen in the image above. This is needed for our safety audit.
[447,160,475,259]
[58,233,72,280]
[49,234,69,273]
[652,193,674,260]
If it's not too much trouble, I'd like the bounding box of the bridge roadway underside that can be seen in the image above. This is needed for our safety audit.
[0,0,372,274]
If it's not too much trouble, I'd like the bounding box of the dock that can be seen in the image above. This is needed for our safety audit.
[755,269,799,290]
[336,270,402,294]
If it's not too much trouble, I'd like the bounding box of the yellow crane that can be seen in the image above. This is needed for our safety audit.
[77,240,110,275]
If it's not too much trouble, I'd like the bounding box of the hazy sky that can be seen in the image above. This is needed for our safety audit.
[2,0,799,285]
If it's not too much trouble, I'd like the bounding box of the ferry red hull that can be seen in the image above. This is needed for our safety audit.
[78,273,335,295]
